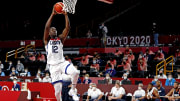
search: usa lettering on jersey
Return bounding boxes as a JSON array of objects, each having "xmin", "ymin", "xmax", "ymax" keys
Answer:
[{"xmin": 49, "ymin": 41, "xmax": 61, "ymax": 45}]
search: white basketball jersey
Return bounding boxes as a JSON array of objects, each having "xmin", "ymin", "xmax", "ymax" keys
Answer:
[
  {"xmin": 45, "ymin": 38, "xmax": 65, "ymax": 65},
  {"xmin": 147, "ymin": 87, "xmax": 157, "ymax": 96}
]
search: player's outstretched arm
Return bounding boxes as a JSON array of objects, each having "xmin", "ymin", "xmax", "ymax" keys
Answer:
[
  {"xmin": 43, "ymin": 7, "xmax": 57, "ymax": 45},
  {"xmin": 59, "ymin": 12, "xmax": 70, "ymax": 44}
]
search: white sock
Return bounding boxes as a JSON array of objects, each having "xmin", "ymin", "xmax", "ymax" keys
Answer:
[
  {"xmin": 71, "ymin": 84, "xmax": 76, "ymax": 90},
  {"xmin": 71, "ymin": 71, "xmax": 79, "ymax": 90}
]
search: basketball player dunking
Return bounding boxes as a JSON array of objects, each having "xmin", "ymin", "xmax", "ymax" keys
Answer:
[{"xmin": 43, "ymin": 7, "xmax": 79, "ymax": 101}]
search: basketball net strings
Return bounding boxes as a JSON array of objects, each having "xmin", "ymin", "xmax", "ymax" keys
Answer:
[{"xmin": 63, "ymin": 0, "xmax": 77, "ymax": 14}]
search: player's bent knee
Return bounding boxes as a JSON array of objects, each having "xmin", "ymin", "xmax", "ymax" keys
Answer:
[
  {"xmin": 68, "ymin": 66, "xmax": 80, "ymax": 76},
  {"xmin": 54, "ymin": 83, "xmax": 62, "ymax": 97},
  {"xmin": 72, "ymin": 69, "xmax": 80, "ymax": 76}
]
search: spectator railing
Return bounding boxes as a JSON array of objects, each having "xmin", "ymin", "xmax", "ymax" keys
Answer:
[
  {"xmin": 156, "ymin": 55, "xmax": 174, "ymax": 75},
  {"xmin": 6, "ymin": 45, "xmax": 35, "ymax": 62},
  {"xmin": 25, "ymin": 44, "xmax": 35, "ymax": 51},
  {"xmin": 15, "ymin": 47, "xmax": 25, "ymax": 59},
  {"xmin": 6, "ymin": 49, "xmax": 18, "ymax": 62},
  {"xmin": 164, "ymin": 55, "xmax": 174, "ymax": 74}
]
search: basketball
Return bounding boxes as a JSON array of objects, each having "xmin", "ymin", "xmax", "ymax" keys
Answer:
[{"xmin": 54, "ymin": 2, "xmax": 64, "ymax": 14}]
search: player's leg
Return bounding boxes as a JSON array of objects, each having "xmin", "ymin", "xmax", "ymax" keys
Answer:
[
  {"xmin": 63, "ymin": 62, "xmax": 80, "ymax": 100},
  {"xmin": 53, "ymin": 83, "xmax": 62, "ymax": 101},
  {"xmin": 64, "ymin": 63, "xmax": 79, "ymax": 90},
  {"xmin": 49, "ymin": 64, "xmax": 63, "ymax": 101}
]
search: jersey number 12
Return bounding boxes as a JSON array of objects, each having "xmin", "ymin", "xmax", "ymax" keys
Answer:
[{"xmin": 52, "ymin": 46, "xmax": 58, "ymax": 53}]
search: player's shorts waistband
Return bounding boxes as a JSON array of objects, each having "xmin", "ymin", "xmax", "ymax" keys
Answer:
[
  {"xmin": 52, "ymin": 80, "xmax": 63, "ymax": 85},
  {"xmin": 48, "ymin": 61, "xmax": 66, "ymax": 66}
]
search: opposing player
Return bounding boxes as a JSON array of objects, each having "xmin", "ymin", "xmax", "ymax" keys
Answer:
[{"xmin": 43, "ymin": 7, "xmax": 79, "ymax": 101}]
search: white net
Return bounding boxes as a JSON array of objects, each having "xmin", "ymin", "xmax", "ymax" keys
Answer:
[{"xmin": 63, "ymin": 0, "xmax": 77, "ymax": 14}]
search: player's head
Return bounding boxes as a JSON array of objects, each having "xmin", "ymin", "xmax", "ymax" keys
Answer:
[
  {"xmin": 147, "ymin": 83, "xmax": 153, "ymax": 90},
  {"xmin": 49, "ymin": 27, "xmax": 57, "ymax": 38},
  {"xmin": 174, "ymin": 82, "xmax": 179, "ymax": 89},
  {"xmin": 156, "ymin": 80, "xmax": 162, "ymax": 87}
]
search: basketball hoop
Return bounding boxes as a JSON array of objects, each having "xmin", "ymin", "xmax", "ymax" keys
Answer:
[{"xmin": 63, "ymin": 0, "xmax": 77, "ymax": 14}]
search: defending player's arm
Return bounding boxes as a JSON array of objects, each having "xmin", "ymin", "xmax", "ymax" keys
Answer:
[
  {"xmin": 59, "ymin": 12, "xmax": 70, "ymax": 44},
  {"xmin": 165, "ymin": 88, "xmax": 175, "ymax": 100},
  {"xmin": 152, "ymin": 89, "xmax": 160, "ymax": 99},
  {"xmin": 43, "ymin": 7, "xmax": 57, "ymax": 45},
  {"xmin": 165, "ymin": 88, "xmax": 173, "ymax": 97}
]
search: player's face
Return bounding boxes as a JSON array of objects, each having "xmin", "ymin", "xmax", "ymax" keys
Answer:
[
  {"xmin": 49, "ymin": 27, "xmax": 57, "ymax": 38},
  {"xmin": 156, "ymin": 81, "xmax": 160, "ymax": 87},
  {"xmin": 147, "ymin": 84, "xmax": 152, "ymax": 90},
  {"xmin": 174, "ymin": 83, "xmax": 178, "ymax": 89}
]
